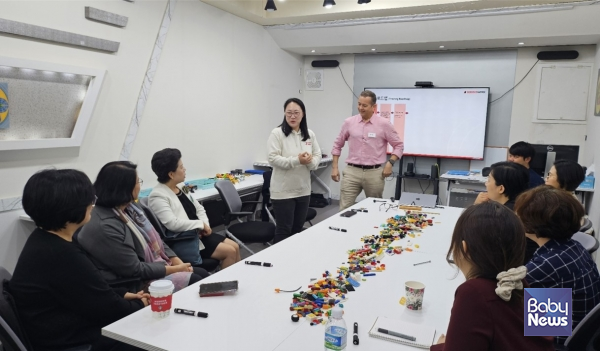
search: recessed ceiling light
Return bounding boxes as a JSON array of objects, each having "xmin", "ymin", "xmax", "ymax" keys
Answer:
[
  {"xmin": 518, "ymin": 42, "xmax": 525, "ymax": 45},
  {"xmin": 264, "ymin": 0, "xmax": 277, "ymax": 11},
  {"xmin": 439, "ymin": 45, "xmax": 445, "ymax": 49},
  {"xmin": 323, "ymin": 0, "xmax": 336, "ymax": 8},
  {"xmin": 371, "ymin": 48, "xmax": 376, "ymax": 51},
  {"xmin": 311, "ymin": 50, "xmax": 316, "ymax": 53}
]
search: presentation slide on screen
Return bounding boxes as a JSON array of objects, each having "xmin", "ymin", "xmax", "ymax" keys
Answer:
[{"xmin": 368, "ymin": 88, "xmax": 489, "ymax": 160}]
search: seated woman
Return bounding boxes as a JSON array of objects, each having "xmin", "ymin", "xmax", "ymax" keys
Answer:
[
  {"xmin": 78, "ymin": 161, "xmax": 208, "ymax": 293},
  {"xmin": 431, "ymin": 201, "xmax": 554, "ymax": 351},
  {"xmin": 474, "ymin": 161, "xmax": 536, "ymax": 263},
  {"xmin": 516, "ymin": 186, "xmax": 600, "ymax": 345},
  {"xmin": 10, "ymin": 169, "xmax": 146, "ymax": 351},
  {"xmin": 545, "ymin": 159, "xmax": 585, "ymax": 192},
  {"xmin": 431, "ymin": 202, "xmax": 554, "ymax": 351},
  {"xmin": 474, "ymin": 161, "xmax": 529, "ymax": 210},
  {"xmin": 149, "ymin": 148, "xmax": 240, "ymax": 269}
]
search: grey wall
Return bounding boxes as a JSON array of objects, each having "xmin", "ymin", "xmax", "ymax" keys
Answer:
[{"xmin": 353, "ymin": 50, "xmax": 518, "ymax": 197}]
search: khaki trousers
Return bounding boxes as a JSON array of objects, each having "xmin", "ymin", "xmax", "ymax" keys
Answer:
[{"xmin": 339, "ymin": 165, "xmax": 385, "ymax": 211}]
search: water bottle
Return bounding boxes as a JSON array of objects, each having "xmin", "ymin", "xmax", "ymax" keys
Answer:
[{"xmin": 325, "ymin": 306, "xmax": 347, "ymax": 350}]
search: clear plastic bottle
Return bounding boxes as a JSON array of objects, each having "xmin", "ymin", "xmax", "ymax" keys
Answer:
[{"xmin": 325, "ymin": 306, "xmax": 347, "ymax": 351}]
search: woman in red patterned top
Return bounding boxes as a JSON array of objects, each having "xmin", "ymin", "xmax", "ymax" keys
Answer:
[{"xmin": 431, "ymin": 202, "xmax": 554, "ymax": 351}]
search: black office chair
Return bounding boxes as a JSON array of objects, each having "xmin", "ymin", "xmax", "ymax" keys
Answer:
[
  {"xmin": 1, "ymin": 268, "xmax": 91, "ymax": 351},
  {"xmin": 572, "ymin": 232, "xmax": 600, "ymax": 254},
  {"xmin": 215, "ymin": 180, "xmax": 275, "ymax": 255},
  {"xmin": 555, "ymin": 301, "xmax": 600, "ymax": 350},
  {"xmin": 261, "ymin": 170, "xmax": 317, "ymax": 226},
  {"xmin": 137, "ymin": 201, "xmax": 220, "ymax": 272},
  {"xmin": 1, "ymin": 275, "xmax": 31, "ymax": 351},
  {"xmin": 581, "ymin": 217, "xmax": 594, "ymax": 235}
]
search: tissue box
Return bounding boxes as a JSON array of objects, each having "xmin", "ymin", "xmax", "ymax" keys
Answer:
[{"xmin": 579, "ymin": 176, "xmax": 595, "ymax": 190}]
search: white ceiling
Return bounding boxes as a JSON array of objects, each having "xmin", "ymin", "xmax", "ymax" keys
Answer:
[{"xmin": 199, "ymin": 0, "xmax": 595, "ymax": 26}]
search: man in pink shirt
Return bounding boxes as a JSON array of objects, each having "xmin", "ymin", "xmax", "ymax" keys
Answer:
[{"xmin": 331, "ymin": 90, "xmax": 404, "ymax": 210}]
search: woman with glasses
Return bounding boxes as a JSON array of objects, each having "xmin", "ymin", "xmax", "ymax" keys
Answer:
[
  {"xmin": 78, "ymin": 161, "xmax": 208, "ymax": 294},
  {"xmin": 10, "ymin": 169, "xmax": 147, "ymax": 351},
  {"xmin": 545, "ymin": 159, "xmax": 585, "ymax": 192},
  {"xmin": 268, "ymin": 98, "xmax": 322, "ymax": 244},
  {"xmin": 431, "ymin": 202, "xmax": 554, "ymax": 351}
]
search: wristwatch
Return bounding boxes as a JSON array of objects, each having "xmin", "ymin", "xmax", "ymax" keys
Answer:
[{"xmin": 388, "ymin": 158, "xmax": 396, "ymax": 166}]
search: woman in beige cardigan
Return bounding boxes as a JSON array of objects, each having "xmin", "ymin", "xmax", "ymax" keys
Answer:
[{"xmin": 149, "ymin": 148, "xmax": 241, "ymax": 269}]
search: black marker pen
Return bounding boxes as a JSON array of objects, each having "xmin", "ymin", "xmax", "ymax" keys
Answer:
[
  {"xmin": 353, "ymin": 322, "xmax": 359, "ymax": 345},
  {"xmin": 329, "ymin": 226, "xmax": 347, "ymax": 232}
]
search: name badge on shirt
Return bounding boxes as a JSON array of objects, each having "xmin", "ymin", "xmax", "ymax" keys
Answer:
[{"xmin": 368, "ymin": 132, "xmax": 376, "ymax": 138}]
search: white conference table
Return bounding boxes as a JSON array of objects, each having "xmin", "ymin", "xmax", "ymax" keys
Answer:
[{"xmin": 102, "ymin": 198, "xmax": 466, "ymax": 351}]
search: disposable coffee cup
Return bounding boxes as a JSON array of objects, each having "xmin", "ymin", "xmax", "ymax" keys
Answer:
[
  {"xmin": 149, "ymin": 280, "xmax": 174, "ymax": 319},
  {"xmin": 405, "ymin": 281, "xmax": 425, "ymax": 310}
]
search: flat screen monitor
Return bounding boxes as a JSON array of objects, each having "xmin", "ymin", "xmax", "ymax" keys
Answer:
[{"xmin": 530, "ymin": 144, "xmax": 579, "ymax": 177}]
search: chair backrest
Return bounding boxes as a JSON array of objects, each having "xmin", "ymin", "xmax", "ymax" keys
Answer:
[
  {"xmin": 0, "ymin": 279, "xmax": 29, "ymax": 351},
  {"xmin": 261, "ymin": 171, "xmax": 273, "ymax": 222},
  {"xmin": 0, "ymin": 267, "xmax": 11, "ymax": 282},
  {"xmin": 572, "ymin": 232, "xmax": 599, "ymax": 254},
  {"xmin": 214, "ymin": 180, "xmax": 243, "ymax": 213},
  {"xmin": 565, "ymin": 301, "xmax": 600, "ymax": 350},
  {"xmin": 137, "ymin": 202, "xmax": 168, "ymax": 239},
  {"xmin": 138, "ymin": 197, "xmax": 149, "ymax": 207}
]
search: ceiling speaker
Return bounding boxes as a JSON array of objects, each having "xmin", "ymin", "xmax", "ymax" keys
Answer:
[
  {"xmin": 537, "ymin": 50, "xmax": 579, "ymax": 61},
  {"xmin": 312, "ymin": 60, "xmax": 339, "ymax": 68}
]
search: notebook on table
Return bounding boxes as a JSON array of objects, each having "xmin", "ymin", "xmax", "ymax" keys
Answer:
[{"xmin": 368, "ymin": 316, "xmax": 437, "ymax": 349}]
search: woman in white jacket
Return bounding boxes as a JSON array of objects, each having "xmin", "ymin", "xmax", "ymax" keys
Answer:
[
  {"xmin": 268, "ymin": 98, "xmax": 321, "ymax": 244},
  {"xmin": 149, "ymin": 148, "xmax": 241, "ymax": 269}
]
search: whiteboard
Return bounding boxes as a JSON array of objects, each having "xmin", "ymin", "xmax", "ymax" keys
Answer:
[{"xmin": 368, "ymin": 88, "xmax": 489, "ymax": 160}]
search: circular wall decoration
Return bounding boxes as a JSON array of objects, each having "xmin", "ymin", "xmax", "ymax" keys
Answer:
[{"xmin": 0, "ymin": 87, "xmax": 8, "ymax": 124}]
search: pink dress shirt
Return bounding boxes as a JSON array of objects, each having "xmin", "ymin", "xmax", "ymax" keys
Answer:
[{"xmin": 331, "ymin": 114, "xmax": 404, "ymax": 166}]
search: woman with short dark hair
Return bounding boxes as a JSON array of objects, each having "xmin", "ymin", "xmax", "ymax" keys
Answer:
[
  {"xmin": 516, "ymin": 186, "xmax": 600, "ymax": 345},
  {"xmin": 268, "ymin": 98, "xmax": 322, "ymax": 243},
  {"xmin": 78, "ymin": 161, "xmax": 208, "ymax": 293},
  {"xmin": 149, "ymin": 149, "xmax": 241, "ymax": 269},
  {"xmin": 10, "ymin": 169, "xmax": 146, "ymax": 351},
  {"xmin": 474, "ymin": 161, "xmax": 537, "ymax": 263},
  {"xmin": 474, "ymin": 161, "xmax": 529, "ymax": 210},
  {"xmin": 431, "ymin": 202, "xmax": 554, "ymax": 351},
  {"xmin": 546, "ymin": 159, "xmax": 585, "ymax": 192}
]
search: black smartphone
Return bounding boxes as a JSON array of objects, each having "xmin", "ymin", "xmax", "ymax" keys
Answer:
[
  {"xmin": 199, "ymin": 280, "xmax": 239, "ymax": 297},
  {"xmin": 340, "ymin": 210, "xmax": 357, "ymax": 218}
]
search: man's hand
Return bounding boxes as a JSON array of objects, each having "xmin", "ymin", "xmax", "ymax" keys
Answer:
[
  {"xmin": 382, "ymin": 162, "xmax": 393, "ymax": 178},
  {"xmin": 331, "ymin": 168, "xmax": 340, "ymax": 182}
]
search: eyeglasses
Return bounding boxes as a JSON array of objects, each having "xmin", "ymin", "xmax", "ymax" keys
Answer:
[
  {"xmin": 285, "ymin": 111, "xmax": 302, "ymax": 117},
  {"xmin": 379, "ymin": 203, "xmax": 398, "ymax": 212},
  {"xmin": 138, "ymin": 178, "xmax": 144, "ymax": 185},
  {"xmin": 92, "ymin": 195, "xmax": 98, "ymax": 206}
]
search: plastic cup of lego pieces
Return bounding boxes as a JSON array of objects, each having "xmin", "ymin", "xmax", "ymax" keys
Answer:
[{"xmin": 404, "ymin": 281, "xmax": 425, "ymax": 310}]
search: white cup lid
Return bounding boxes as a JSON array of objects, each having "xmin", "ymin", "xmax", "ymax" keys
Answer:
[{"xmin": 149, "ymin": 280, "xmax": 174, "ymax": 290}]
